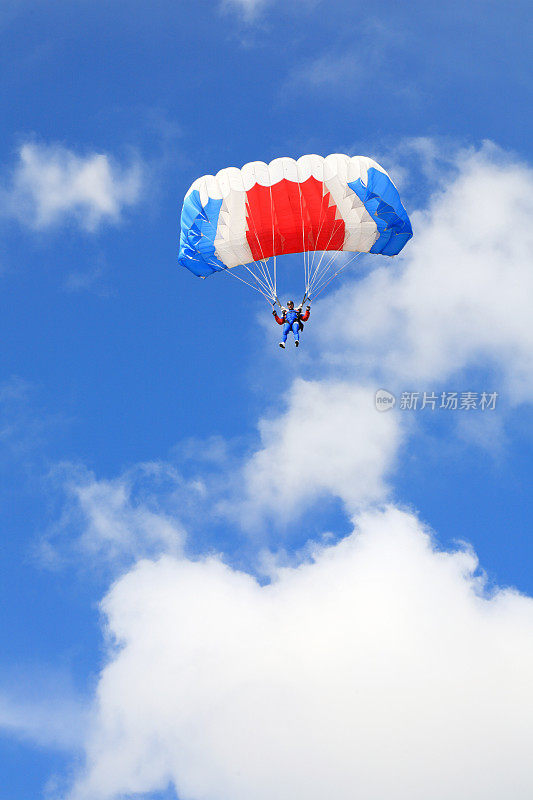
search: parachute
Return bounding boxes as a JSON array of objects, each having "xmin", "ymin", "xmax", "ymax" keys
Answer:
[{"xmin": 178, "ymin": 153, "xmax": 412, "ymax": 305}]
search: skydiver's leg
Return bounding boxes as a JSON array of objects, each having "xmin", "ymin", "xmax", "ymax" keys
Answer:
[
  {"xmin": 281, "ymin": 322, "xmax": 290, "ymax": 343},
  {"xmin": 291, "ymin": 321, "xmax": 300, "ymax": 341}
]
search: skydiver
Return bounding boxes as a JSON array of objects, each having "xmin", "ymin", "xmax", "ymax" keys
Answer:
[{"xmin": 272, "ymin": 300, "xmax": 310, "ymax": 348}]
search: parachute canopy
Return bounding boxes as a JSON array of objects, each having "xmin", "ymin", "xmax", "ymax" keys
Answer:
[{"xmin": 178, "ymin": 153, "xmax": 412, "ymax": 303}]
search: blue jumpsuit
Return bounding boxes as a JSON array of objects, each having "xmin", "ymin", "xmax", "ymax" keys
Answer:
[{"xmin": 282, "ymin": 309, "xmax": 300, "ymax": 343}]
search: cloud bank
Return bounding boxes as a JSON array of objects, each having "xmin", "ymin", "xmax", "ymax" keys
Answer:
[{"xmin": 70, "ymin": 507, "xmax": 533, "ymax": 800}]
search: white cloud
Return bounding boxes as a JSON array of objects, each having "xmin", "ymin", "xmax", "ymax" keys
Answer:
[
  {"xmin": 239, "ymin": 380, "xmax": 404, "ymax": 520},
  {"xmin": 1, "ymin": 142, "xmax": 143, "ymax": 230},
  {"xmin": 69, "ymin": 506, "xmax": 533, "ymax": 800},
  {"xmin": 309, "ymin": 143, "xmax": 533, "ymax": 402}
]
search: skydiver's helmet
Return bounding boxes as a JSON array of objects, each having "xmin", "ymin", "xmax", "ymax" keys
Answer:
[{"xmin": 287, "ymin": 300, "xmax": 294, "ymax": 309}]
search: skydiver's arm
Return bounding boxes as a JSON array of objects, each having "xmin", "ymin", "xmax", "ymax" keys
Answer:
[
  {"xmin": 272, "ymin": 311, "xmax": 285, "ymax": 325},
  {"xmin": 300, "ymin": 306, "xmax": 311, "ymax": 322}
]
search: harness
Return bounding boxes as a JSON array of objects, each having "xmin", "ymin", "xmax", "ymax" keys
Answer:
[{"xmin": 285, "ymin": 308, "xmax": 300, "ymax": 325}]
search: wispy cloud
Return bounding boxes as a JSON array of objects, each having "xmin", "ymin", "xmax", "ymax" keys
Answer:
[
  {"xmin": 284, "ymin": 52, "xmax": 361, "ymax": 93},
  {"xmin": 0, "ymin": 142, "xmax": 144, "ymax": 231},
  {"xmin": 222, "ymin": 0, "xmax": 267, "ymax": 18},
  {"xmin": 222, "ymin": 0, "xmax": 319, "ymax": 25},
  {"xmin": 0, "ymin": 667, "xmax": 88, "ymax": 752},
  {"xmin": 0, "ymin": 376, "xmax": 61, "ymax": 460},
  {"xmin": 43, "ymin": 463, "xmax": 192, "ymax": 570},
  {"xmin": 63, "ymin": 262, "xmax": 111, "ymax": 296},
  {"xmin": 282, "ymin": 21, "xmax": 414, "ymax": 99}
]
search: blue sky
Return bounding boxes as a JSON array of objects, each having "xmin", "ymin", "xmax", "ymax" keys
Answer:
[{"xmin": 1, "ymin": 2, "xmax": 532, "ymax": 799}]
